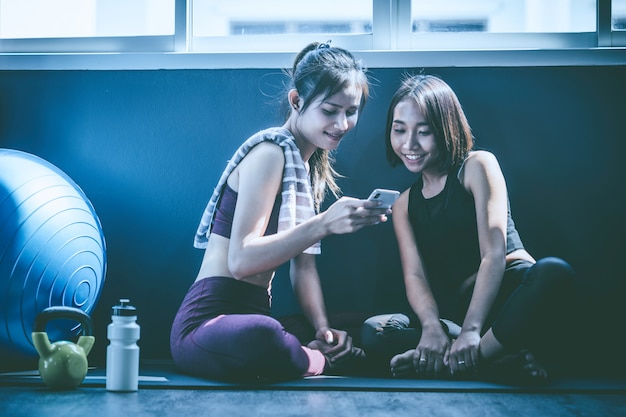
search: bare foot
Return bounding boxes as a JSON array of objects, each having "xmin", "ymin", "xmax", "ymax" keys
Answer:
[
  {"xmin": 390, "ymin": 349, "xmax": 416, "ymax": 377},
  {"xmin": 483, "ymin": 349, "xmax": 548, "ymax": 384},
  {"xmin": 307, "ymin": 340, "xmax": 367, "ymax": 375},
  {"xmin": 520, "ymin": 350, "xmax": 548, "ymax": 380}
]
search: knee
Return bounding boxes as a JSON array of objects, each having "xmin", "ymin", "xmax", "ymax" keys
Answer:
[
  {"xmin": 362, "ymin": 313, "xmax": 410, "ymax": 333},
  {"xmin": 537, "ymin": 256, "xmax": 574, "ymax": 273},
  {"xmin": 245, "ymin": 316, "xmax": 286, "ymax": 347},
  {"xmin": 535, "ymin": 257, "xmax": 575, "ymax": 285},
  {"xmin": 361, "ymin": 313, "xmax": 410, "ymax": 351},
  {"xmin": 526, "ymin": 257, "xmax": 577, "ymax": 301}
]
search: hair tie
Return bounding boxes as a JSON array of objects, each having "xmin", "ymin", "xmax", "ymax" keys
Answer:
[{"xmin": 317, "ymin": 40, "xmax": 332, "ymax": 49}]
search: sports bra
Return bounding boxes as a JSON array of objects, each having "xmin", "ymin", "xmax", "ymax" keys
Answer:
[{"xmin": 211, "ymin": 184, "xmax": 281, "ymax": 238}]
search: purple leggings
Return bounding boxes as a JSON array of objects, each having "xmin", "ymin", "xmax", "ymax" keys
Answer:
[{"xmin": 170, "ymin": 277, "xmax": 312, "ymax": 382}]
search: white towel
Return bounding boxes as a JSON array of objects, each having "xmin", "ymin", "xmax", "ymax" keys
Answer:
[{"xmin": 194, "ymin": 127, "xmax": 321, "ymax": 254}]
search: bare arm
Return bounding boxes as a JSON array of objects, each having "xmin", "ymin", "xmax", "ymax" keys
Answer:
[
  {"xmin": 450, "ymin": 151, "xmax": 508, "ymax": 373},
  {"xmin": 227, "ymin": 142, "xmax": 386, "ymax": 279},
  {"xmin": 290, "ymin": 253, "xmax": 329, "ymax": 332},
  {"xmin": 290, "ymin": 252, "xmax": 355, "ymax": 363},
  {"xmin": 393, "ymin": 190, "xmax": 450, "ymax": 375}
]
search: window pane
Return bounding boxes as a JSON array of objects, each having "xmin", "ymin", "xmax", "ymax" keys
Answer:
[
  {"xmin": 614, "ymin": 0, "xmax": 626, "ymax": 30},
  {"xmin": 0, "ymin": 0, "xmax": 174, "ymax": 39},
  {"xmin": 192, "ymin": 0, "xmax": 372, "ymax": 37},
  {"xmin": 411, "ymin": 0, "xmax": 596, "ymax": 33}
]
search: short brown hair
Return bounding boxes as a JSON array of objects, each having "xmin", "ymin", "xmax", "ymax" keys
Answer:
[{"xmin": 385, "ymin": 74, "xmax": 473, "ymax": 172}]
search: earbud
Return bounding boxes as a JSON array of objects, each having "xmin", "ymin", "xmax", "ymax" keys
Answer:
[{"xmin": 289, "ymin": 91, "xmax": 301, "ymax": 112}]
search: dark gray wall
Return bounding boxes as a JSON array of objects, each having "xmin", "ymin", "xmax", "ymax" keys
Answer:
[{"xmin": 1, "ymin": 65, "xmax": 625, "ymax": 375}]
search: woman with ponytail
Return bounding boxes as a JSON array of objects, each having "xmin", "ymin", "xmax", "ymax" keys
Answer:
[{"xmin": 170, "ymin": 42, "xmax": 385, "ymax": 382}]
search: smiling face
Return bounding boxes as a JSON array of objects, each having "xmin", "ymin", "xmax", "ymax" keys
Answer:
[
  {"xmin": 390, "ymin": 97, "xmax": 441, "ymax": 174},
  {"xmin": 291, "ymin": 86, "xmax": 362, "ymax": 154},
  {"xmin": 385, "ymin": 75, "xmax": 474, "ymax": 173}
]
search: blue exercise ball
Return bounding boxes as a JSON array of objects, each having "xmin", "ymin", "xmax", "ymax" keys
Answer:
[{"xmin": 0, "ymin": 149, "xmax": 106, "ymax": 360}]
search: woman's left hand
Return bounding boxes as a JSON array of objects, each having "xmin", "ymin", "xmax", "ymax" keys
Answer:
[{"xmin": 448, "ymin": 330, "xmax": 481, "ymax": 374}]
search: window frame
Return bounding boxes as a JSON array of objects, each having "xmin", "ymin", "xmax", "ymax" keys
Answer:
[
  {"xmin": 0, "ymin": 0, "xmax": 624, "ymax": 70},
  {"xmin": 601, "ymin": 0, "xmax": 626, "ymax": 45}
]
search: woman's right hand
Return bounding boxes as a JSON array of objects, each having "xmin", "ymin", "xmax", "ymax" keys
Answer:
[
  {"xmin": 413, "ymin": 324, "xmax": 451, "ymax": 377},
  {"xmin": 322, "ymin": 197, "xmax": 390, "ymax": 235}
]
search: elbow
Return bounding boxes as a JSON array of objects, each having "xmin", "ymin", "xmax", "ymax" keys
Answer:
[
  {"xmin": 484, "ymin": 249, "xmax": 506, "ymax": 269},
  {"xmin": 227, "ymin": 251, "xmax": 272, "ymax": 280},
  {"xmin": 227, "ymin": 255, "xmax": 250, "ymax": 280}
]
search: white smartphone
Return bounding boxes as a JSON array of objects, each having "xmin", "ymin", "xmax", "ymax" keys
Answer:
[{"xmin": 367, "ymin": 188, "xmax": 400, "ymax": 209}]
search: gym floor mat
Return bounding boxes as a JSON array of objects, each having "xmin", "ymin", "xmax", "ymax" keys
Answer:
[{"xmin": 1, "ymin": 363, "xmax": 625, "ymax": 393}]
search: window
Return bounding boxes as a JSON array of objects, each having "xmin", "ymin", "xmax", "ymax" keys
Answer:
[
  {"xmin": 402, "ymin": 0, "xmax": 598, "ymax": 50},
  {"xmin": 614, "ymin": 0, "xmax": 626, "ymax": 29},
  {"xmin": 189, "ymin": 0, "xmax": 373, "ymax": 52},
  {"xmin": 0, "ymin": 0, "xmax": 624, "ymax": 55},
  {"xmin": 0, "ymin": 0, "xmax": 175, "ymax": 52},
  {"xmin": 192, "ymin": 1, "xmax": 371, "ymax": 36},
  {"xmin": 410, "ymin": 0, "xmax": 595, "ymax": 33},
  {"xmin": 0, "ymin": 0, "xmax": 174, "ymax": 38}
]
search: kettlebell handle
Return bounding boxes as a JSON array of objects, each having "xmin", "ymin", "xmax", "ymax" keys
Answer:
[{"xmin": 33, "ymin": 306, "xmax": 93, "ymax": 336}]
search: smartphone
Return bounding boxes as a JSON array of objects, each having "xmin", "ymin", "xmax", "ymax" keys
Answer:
[{"xmin": 367, "ymin": 188, "xmax": 400, "ymax": 209}]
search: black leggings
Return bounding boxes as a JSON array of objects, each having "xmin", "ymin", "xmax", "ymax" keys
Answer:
[{"xmin": 361, "ymin": 257, "xmax": 575, "ymax": 368}]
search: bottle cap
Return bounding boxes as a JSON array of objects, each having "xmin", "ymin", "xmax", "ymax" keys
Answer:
[{"xmin": 112, "ymin": 298, "xmax": 137, "ymax": 316}]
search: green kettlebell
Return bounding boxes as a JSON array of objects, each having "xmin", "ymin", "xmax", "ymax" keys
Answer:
[{"xmin": 31, "ymin": 306, "xmax": 95, "ymax": 390}]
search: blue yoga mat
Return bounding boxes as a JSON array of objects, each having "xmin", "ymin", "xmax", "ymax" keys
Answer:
[{"xmin": 1, "ymin": 363, "xmax": 625, "ymax": 393}]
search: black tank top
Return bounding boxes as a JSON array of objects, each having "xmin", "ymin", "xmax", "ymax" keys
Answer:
[{"xmin": 407, "ymin": 166, "xmax": 524, "ymax": 316}]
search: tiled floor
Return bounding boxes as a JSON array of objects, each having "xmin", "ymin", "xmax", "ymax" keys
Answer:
[{"xmin": 2, "ymin": 386, "xmax": 626, "ymax": 417}]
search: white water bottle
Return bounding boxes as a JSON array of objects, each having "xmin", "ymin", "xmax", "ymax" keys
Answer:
[{"xmin": 106, "ymin": 299, "xmax": 140, "ymax": 392}]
